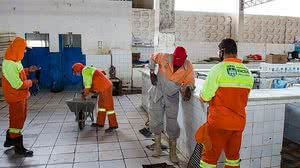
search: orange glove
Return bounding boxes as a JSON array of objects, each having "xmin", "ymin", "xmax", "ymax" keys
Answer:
[
  {"xmin": 82, "ymin": 88, "xmax": 90, "ymax": 99},
  {"xmin": 20, "ymin": 80, "xmax": 33, "ymax": 89}
]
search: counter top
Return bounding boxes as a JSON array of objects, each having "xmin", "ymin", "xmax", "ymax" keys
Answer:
[
  {"xmin": 140, "ymin": 68, "xmax": 300, "ymax": 103},
  {"xmin": 194, "ymin": 78, "xmax": 300, "ymax": 101}
]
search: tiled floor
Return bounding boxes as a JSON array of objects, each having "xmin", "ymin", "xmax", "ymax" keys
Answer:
[{"xmin": 0, "ymin": 92, "xmax": 187, "ymax": 168}]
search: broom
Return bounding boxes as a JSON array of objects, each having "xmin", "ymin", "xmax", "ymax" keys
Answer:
[
  {"xmin": 187, "ymin": 106, "xmax": 209, "ymax": 168},
  {"xmin": 187, "ymin": 143, "xmax": 203, "ymax": 168}
]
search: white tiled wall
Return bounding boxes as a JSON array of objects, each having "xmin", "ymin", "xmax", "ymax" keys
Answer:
[
  {"xmin": 132, "ymin": 47, "xmax": 154, "ymax": 61},
  {"xmin": 175, "ymin": 41, "xmax": 219, "ymax": 62},
  {"xmin": 177, "ymin": 101, "xmax": 285, "ymax": 168},
  {"xmin": 177, "ymin": 41, "xmax": 295, "ymax": 63},
  {"xmin": 141, "ymin": 70, "xmax": 300, "ymax": 168},
  {"xmin": 175, "ymin": 11, "xmax": 232, "ymax": 42},
  {"xmin": 0, "ymin": 1, "xmax": 132, "ymax": 54},
  {"xmin": 285, "ymin": 17, "xmax": 300, "ymax": 44},
  {"xmin": 242, "ymin": 104, "xmax": 285, "ymax": 168},
  {"xmin": 243, "ymin": 15, "xmax": 286, "ymax": 44},
  {"xmin": 132, "ymin": 9, "xmax": 155, "ymax": 45},
  {"xmin": 111, "ymin": 49, "xmax": 132, "ymax": 86},
  {"xmin": 132, "ymin": 67, "xmax": 144, "ymax": 88},
  {"xmin": 85, "ymin": 55, "xmax": 111, "ymax": 74}
]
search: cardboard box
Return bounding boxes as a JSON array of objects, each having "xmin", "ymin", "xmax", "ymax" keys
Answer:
[{"xmin": 265, "ymin": 54, "xmax": 288, "ymax": 64}]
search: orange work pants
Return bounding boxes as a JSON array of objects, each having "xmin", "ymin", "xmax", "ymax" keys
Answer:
[
  {"xmin": 97, "ymin": 86, "xmax": 118, "ymax": 128},
  {"xmin": 8, "ymin": 99, "xmax": 27, "ymax": 138},
  {"xmin": 201, "ymin": 125, "xmax": 242, "ymax": 168}
]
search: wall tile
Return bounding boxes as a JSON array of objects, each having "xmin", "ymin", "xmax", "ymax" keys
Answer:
[
  {"xmin": 240, "ymin": 159, "xmax": 250, "ymax": 168},
  {"xmin": 262, "ymin": 145, "xmax": 272, "ymax": 157},
  {"xmin": 252, "ymin": 134, "xmax": 263, "ymax": 146},
  {"xmin": 272, "ymin": 144, "xmax": 282, "ymax": 156},
  {"xmin": 273, "ymin": 133, "xmax": 283, "ymax": 144},
  {"xmin": 271, "ymin": 155, "xmax": 281, "ymax": 167},
  {"xmin": 242, "ymin": 134, "xmax": 252, "ymax": 148},
  {"xmin": 250, "ymin": 158, "xmax": 261, "ymax": 168},
  {"xmin": 251, "ymin": 146, "xmax": 262, "ymax": 158},
  {"xmin": 254, "ymin": 110, "xmax": 264, "ymax": 122},
  {"xmin": 263, "ymin": 133, "xmax": 273, "ymax": 145},
  {"xmin": 253, "ymin": 122, "xmax": 264, "ymax": 134},
  {"xmin": 261, "ymin": 157, "xmax": 271, "ymax": 168},
  {"xmin": 263, "ymin": 121, "xmax": 274, "ymax": 133},
  {"xmin": 240, "ymin": 147, "xmax": 251, "ymax": 160},
  {"xmin": 246, "ymin": 111, "xmax": 254, "ymax": 123}
]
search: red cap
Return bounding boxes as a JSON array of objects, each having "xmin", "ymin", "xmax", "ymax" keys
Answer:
[
  {"xmin": 72, "ymin": 63, "xmax": 85, "ymax": 73},
  {"xmin": 173, "ymin": 47, "xmax": 187, "ymax": 66}
]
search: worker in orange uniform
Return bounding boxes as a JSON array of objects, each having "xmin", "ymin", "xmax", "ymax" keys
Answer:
[
  {"xmin": 195, "ymin": 38, "xmax": 254, "ymax": 168},
  {"xmin": 148, "ymin": 47, "xmax": 195, "ymax": 163},
  {"xmin": 72, "ymin": 63, "xmax": 118, "ymax": 133},
  {"xmin": 2, "ymin": 37, "xmax": 38, "ymax": 157}
]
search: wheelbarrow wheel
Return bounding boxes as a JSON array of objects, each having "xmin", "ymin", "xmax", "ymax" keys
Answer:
[
  {"xmin": 79, "ymin": 120, "xmax": 85, "ymax": 130},
  {"xmin": 78, "ymin": 111, "xmax": 85, "ymax": 130}
]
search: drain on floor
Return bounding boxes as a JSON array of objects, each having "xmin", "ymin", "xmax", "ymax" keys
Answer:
[{"xmin": 142, "ymin": 163, "xmax": 175, "ymax": 168}]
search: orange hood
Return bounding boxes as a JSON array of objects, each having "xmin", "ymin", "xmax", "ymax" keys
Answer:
[{"xmin": 5, "ymin": 37, "xmax": 27, "ymax": 61}]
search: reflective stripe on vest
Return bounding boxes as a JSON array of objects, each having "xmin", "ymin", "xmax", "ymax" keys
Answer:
[
  {"xmin": 225, "ymin": 159, "xmax": 241, "ymax": 167},
  {"xmin": 201, "ymin": 61, "xmax": 254, "ymax": 101},
  {"xmin": 98, "ymin": 108, "xmax": 106, "ymax": 112},
  {"xmin": 9, "ymin": 128, "xmax": 22, "ymax": 134},
  {"xmin": 200, "ymin": 160, "xmax": 216, "ymax": 168},
  {"xmin": 82, "ymin": 67, "xmax": 96, "ymax": 89},
  {"xmin": 219, "ymin": 82, "xmax": 253, "ymax": 89},
  {"xmin": 107, "ymin": 110, "xmax": 115, "ymax": 115},
  {"xmin": 2, "ymin": 60, "xmax": 24, "ymax": 89}
]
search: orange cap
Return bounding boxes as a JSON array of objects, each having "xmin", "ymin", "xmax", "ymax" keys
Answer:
[
  {"xmin": 173, "ymin": 46, "xmax": 187, "ymax": 66},
  {"xmin": 72, "ymin": 63, "xmax": 85, "ymax": 73}
]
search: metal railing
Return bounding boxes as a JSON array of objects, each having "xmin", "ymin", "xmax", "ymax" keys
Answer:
[{"xmin": 244, "ymin": 0, "xmax": 276, "ymax": 8}]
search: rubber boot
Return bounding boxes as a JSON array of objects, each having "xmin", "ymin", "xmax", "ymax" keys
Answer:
[
  {"xmin": 169, "ymin": 139, "xmax": 179, "ymax": 163},
  {"xmin": 104, "ymin": 127, "xmax": 117, "ymax": 133},
  {"xmin": 91, "ymin": 123, "xmax": 104, "ymax": 127},
  {"xmin": 14, "ymin": 135, "xmax": 33, "ymax": 157},
  {"xmin": 4, "ymin": 130, "xmax": 14, "ymax": 147},
  {"xmin": 152, "ymin": 134, "xmax": 161, "ymax": 157}
]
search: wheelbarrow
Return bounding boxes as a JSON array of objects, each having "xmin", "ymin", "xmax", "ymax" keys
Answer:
[{"xmin": 66, "ymin": 95, "xmax": 97, "ymax": 130}]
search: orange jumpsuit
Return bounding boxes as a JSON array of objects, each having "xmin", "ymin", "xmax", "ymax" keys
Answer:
[
  {"xmin": 148, "ymin": 53, "xmax": 195, "ymax": 138},
  {"xmin": 82, "ymin": 67, "xmax": 118, "ymax": 128},
  {"xmin": 195, "ymin": 58, "xmax": 254, "ymax": 168},
  {"xmin": 2, "ymin": 37, "xmax": 32, "ymax": 138}
]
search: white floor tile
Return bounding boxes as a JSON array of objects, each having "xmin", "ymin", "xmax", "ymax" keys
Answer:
[
  {"xmin": 21, "ymin": 155, "xmax": 50, "ymax": 166},
  {"xmin": 48, "ymin": 153, "xmax": 75, "ymax": 164},
  {"xmin": 46, "ymin": 163, "xmax": 73, "ymax": 168},
  {"xmin": 98, "ymin": 142, "xmax": 120, "ymax": 151},
  {"xmin": 125, "ymin": 158, "xmax": 150, "ymax": 168},
  {"xmin": 122, "ymin": 149, "xmax": 146, "ymax": 159},
  {"xmin": 120, "ymin": 141, "xmax": 143, "ymax": 150},
  {"xmin": 75, "ymin": 152, "xmax": 98, "ymax": 162},
  {"xmin": 52, "ymin": 145, "xmax": 76, "ymax": 155},
  {"xmin": 99, "ymin": 150, "xmax": 123, "ymax": 161},
  {"xmin": 74, "ymin": 161, "xmax": 100, "ymax": 168},
  {"xmin": 100, "ymin": 160, "xmax": 125, "ymax": 168},
  {"xmin": 76, "ymin": 144, "xmax": 98, "ymax": 153}
]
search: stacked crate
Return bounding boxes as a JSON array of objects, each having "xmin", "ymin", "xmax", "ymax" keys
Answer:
[{"xmin": 0, "ymin": 33, "xmax": 16, "ymax": 100}]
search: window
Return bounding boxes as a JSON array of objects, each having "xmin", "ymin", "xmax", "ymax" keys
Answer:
[{"xmin": 25, "ymin": 32, "xmax": 49, "ymax": 48}]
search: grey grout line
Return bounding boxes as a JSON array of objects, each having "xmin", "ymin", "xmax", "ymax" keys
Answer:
[
  {"xmin": 1, "ymin": 94, "xmax": 147, "ymax": 168},
  {"xmin": 19, "ymin": 95, "xmax": 54, "ymax": 168},
  {"xmin": 45, "ymin": 110, "xmax": 69, "ymax": 167}
]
